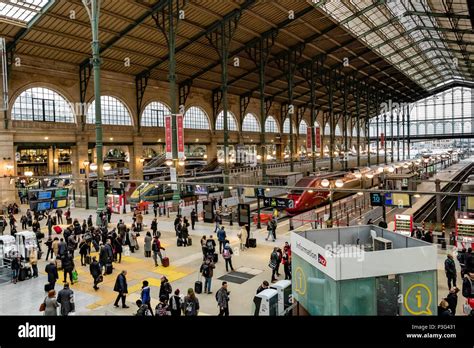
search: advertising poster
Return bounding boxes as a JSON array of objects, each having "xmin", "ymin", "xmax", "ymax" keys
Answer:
[{"xmin": 165, "ymin": 115, "xmax": 172, "ymax": 159}]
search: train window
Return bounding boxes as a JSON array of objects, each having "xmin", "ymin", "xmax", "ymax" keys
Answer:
[{"xmin": 289, "ymin": 189, "xmax": 304, "ymax": 195}]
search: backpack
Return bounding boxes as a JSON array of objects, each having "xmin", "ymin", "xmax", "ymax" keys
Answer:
[
  {"xmin": 206, "ymin": 240, "xmax": 214, "ymax": 250},
  {"xmin": 156, "ymin": 303, "xmax": 169, "ymax": 316},
  {"xmin": 202, "ymin": 264, "xmax": 210, "ymax": 278},
  {"xmin": 184, "ymin": 299, "xmax": 195, "ymax": 315},
  {"xmin": 223, "ymin": 248, "xmax": 231, "ymax": 259}
]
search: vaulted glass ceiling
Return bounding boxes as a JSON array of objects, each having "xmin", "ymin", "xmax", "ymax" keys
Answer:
[{"xmin": 317, "ymin": 0, "xmax": 473, "ymax": 92}]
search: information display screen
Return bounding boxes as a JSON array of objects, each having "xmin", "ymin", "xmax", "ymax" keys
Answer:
[
  {"xmin": 467, "ymin": 197, "xmax": 474, "ymax": 212},
  {"xmin": 194, "ymin": 186, "xmax": 208, "ymax": 195},
  {"xmin": 370, "ymin": 193, "xmax": 384, "ymax": 206},
  {"xmin": 384, "ymin": 193, "xmax": 411, "ymax": 208},
  {"xmin": 37, "ymin": 191, "xmax": 53, "ymax": 200},
  {"xmin": 53, "ymin": 199, "xmax": 68, "ymax": 209},
  {"xmin": 37, "ymin": 201, "xmax": 52, "ymax": 211},
  {"xmin": 55, "ymin": 188, "xmax": 68, "ymax": 198}
]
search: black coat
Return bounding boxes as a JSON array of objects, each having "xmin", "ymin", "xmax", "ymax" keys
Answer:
[
  {"xmin": 462, "ymin": 277, "xmax": 473, "ymax": 298},
  {"xmin": 114, "ymin": 273, "xmax": 128, "ymax": 293},
  {"xmin": 445, "ymin": 293, "xmax": 458, "ymax": 315},
  {"xmin": 62, "ymin": 257, "xmax": 74, "ymax": 272},
  {"xmin": 45, "ymin": 263, "xmax": 59, "ymax": 283},
  {"xmin": 89, "ymin": 261, "xmax": 101, "ymax": 278}
]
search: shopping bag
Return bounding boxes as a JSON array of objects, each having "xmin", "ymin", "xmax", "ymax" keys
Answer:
[
  {"xmin": 72, "ymin": 270, "xmax": 78, "ymax": 282},
  {"xmin": 123, "ymin": 245, "xmax": 131, "ymax": 256}
]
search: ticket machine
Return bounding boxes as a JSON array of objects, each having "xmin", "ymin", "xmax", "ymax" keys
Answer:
[
  {"xmin": 253, "ymin": 289, "xmax": 278, "ymax": 316},
  {"xmin": 270, "ymin": 280, "xmax": 292, "ymax": 315},
  {"xmin": 15, "ymin": 231, "xmax": 38, "ymax": 260}
]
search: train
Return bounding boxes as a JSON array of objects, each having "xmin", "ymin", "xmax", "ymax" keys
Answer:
[
  {"xmin": 286, "ymin": 167, "xmax": 379, "ymax": 215},
  {"xmin": 128, "ymin": 171, "xmax": 224, "ymax": 206}
]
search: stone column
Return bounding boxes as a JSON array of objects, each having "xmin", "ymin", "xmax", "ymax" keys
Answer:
[
  {"xmin": 0, "ymin": 132, "xmax": 18, "ymax": 204},
  {"xmin": 131, "ymin": 135, "xmax": 143, "ymax": 181}
]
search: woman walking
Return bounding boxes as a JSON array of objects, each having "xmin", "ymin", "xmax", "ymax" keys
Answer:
[
  {"xmin": 43, "ymin": 290, "xmax": 59, "ymax": 316},
  {"xmin": 144, "ymin": 232, "xmax": 152, "ymax": 258}
]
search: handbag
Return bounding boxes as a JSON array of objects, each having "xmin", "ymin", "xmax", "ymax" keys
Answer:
[
  {"xmin": 72, "ymin": 269, "xmax": 78, "ymax": 282},
  {"xmin": 268, "ymin": 261, "xmax": 276, "ymax": 270},
  {"xmin": 96, "ymin": 275, "xmax": 104, "ymax": 284},
  {"xmin": 39, "ymin": 299, "xmax": 46, "ymax": 312}
]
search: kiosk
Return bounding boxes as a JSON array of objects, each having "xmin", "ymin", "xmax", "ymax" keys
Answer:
[
  {"xmin": 253, "ymin": 288, "xmax": 278, "ymax": 316},
  {"xmin": 15, "ymin": 231, "xmax": 38, "ymax": 260},
  {"xmin": 0, "ymin": 235, "xmax": 17, "ymax": 259},
  {"xmin": 291, "ymin": 226, "xmax": 437, "ymax": 316},
  {"xmin": 270, "ymin": 280, "xmax": 292, "ymax": 315}
]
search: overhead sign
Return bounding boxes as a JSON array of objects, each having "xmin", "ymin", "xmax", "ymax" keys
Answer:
[
  {"xmin": 385, "ymin": 193, "xmax": 412, "ymax": 208},
  {"xmin": 176, "ymin": 114, "xmax": 185, "ymax": 159},
  {"xmin": 370, "ymin": 192, "xmax": 384, "ymax": 206},
  {"xmin": 255, "ymin": 187, "xmax": 265, "ymax": 198},
  {"xmin": 315, "ymin": 127, "xmax": 321, "ymax": 148},
  {"xmin": 194, "ymin": 186, "xmax": 208, "ymax": 195},
  {"xmin": 263, "ymin": 197, "xmax": 294, "ymax": 209},
  {"xmin": 165, "ymin": 115, "xmax": 172, "ymax": 159},
  {"xmin": 306, "ymin": 128, "xmax": 312, "ymax": 151}
]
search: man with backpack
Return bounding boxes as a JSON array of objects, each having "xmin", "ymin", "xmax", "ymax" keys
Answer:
[
  {"xmin": 217, "ymin": 226, "xmax": 227, "ymax": 254},
  {"xmin": 222, "ymin": 243, "xmax": 234, "ymax": 272},
  {"xmin": 200, "ymin": 256, "xmax": 216, "ymax": 294},
  {"xmin": 169, "ymin": 289, "xmax": 183, "ymax": 316},
  {"xmin": 216, "ymin": 281, "xmax": 230, "ymax": 316},
  {"xmin": 206, "ymin": 235, "xmax": 216, "ymax": 259}
]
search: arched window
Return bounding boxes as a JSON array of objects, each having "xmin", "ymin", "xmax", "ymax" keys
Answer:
[
  {"xmin": 410, "ymin": 123, "xmax": 417, "ymax": 136},
  {"xmin": 283, "ymin": 118, "xmax": 296, "ymax": 134},
  {"xmin": 464, "ymin": 122, "xmax": 472, "ymax": 134},
  {"xmin": 242, "ymin": 113, "xmax": 259, "ymax": 132},
  {"xmin": 324, "ymin": 123, "xmax": 331, "ymax": 135},
  {"xmin": 11, "ymin": 87, "xmax": 75, "ymax": 123},
  {"xmin": 334, "ymin": 125, "xmax": 342, "ymax": 136},
  {"xmin": 445, "ymin": 122, "xmax": 452, "ymax": 134},
  {"xmin": 418, "ymin": 123, "xmax": 425, "ymax": 134},
  {"xmin": 141, "ymin": 101, "xmax": 170, "ymax": 127},
  {"xmin": 265, "ymin": 116, "xmax": 278, "ymax": 133},
  {"xmin": 426, "ymin": 123, "xmax": 434, "ymax": 134},
  {"xmin": 299, "ymin": 120, "xmax": 308, "ymax": 135},
  {"xmin": 184, "ymin": 106, "xmax": 210, "ymax": 129},
  {"xmin": 216, "ymin": 111, "xmax": 238, "ymax": 131},
  {"xmin": 436, "ymin": 123, "xmax": 444, "ymax": 134},
  {"xmin": 352, "ymin": 127, "xmax": 358, "ymax": 137},
  {"xmin": 87, "ymin": 96, "xmax": 132, "ymax": 125}
]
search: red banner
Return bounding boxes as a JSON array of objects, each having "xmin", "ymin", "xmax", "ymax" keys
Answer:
[
  {"xmin": 165, "ymin": 115, "xmax": 172, "ymax": 159},
  {"xmin": 306, "ymin": 128, "xmax": 312, "ymax": 150},
  {"xmin": 315, "ymin": 127, "xmax": 321, "ymax": 148},
  {"xmin": 380, "ymin": 133, "xmax": 385, "ymax": 147},
  {"xmin": 177, "ymin": 114, "xmax": 184, "ymax": 159}
]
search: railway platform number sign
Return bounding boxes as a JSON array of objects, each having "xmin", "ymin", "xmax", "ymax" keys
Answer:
[
  {"xmin": 370, "ymin": 193, "xmax": 384, "ymax": 206},
  {"xmin": 263, "ymin": 197, "xmax": 294, "ymax": 209}
]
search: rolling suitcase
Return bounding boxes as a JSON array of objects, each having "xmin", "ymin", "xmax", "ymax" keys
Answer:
[
  {"xmin": 195, "ymin": 276, "xmax": 203, "ymax": 294},
  {"xmin": 53, "ymin": 226, "xmax": 62, "ymax": 234},
  {"xmin": 105, "ymin": 263, "xmax": 113, "ymax": 274},
  {"xmin": 213, "ymin": 253, "xmax": 218, "ymax": 263},
  {"xmin": 66, "ymin": 218, "xmax": 72, "ymax": 225},
  {"xmin": 162, "ymin": 252, "xmax": 169, "ymax": 267},
  {"xmin": 85, "ymin": 255, "xmax": 92, "ymax": 265},
  {"xmin": 177, "ymin": 238, "xmax": 183, "ymax": 247},
  {"xmin": 248, "ymin": 238, "xmax": 257, "ymax": 248},
  {"xmin": 187, "ymin": 237, "xmax": 192, "ymax": 246}
]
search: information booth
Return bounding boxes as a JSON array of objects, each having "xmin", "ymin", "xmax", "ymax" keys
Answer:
[{"xmin": 291, "ymin": 226, "xmax": 437, "ymax": 316}]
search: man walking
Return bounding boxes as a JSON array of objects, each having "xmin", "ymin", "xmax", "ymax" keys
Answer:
[
  {"xmin": 113, "ymin": 270, "xmax": 129, "ymax": 308},
  {"xmin": 45, "ymin": 261, "xmax": 59, "ymax": 290},
  {"xmin": 216, "ymin": 281, "xmax": 230, "ymax": 316},
  {"xmin": 191, "ymin": 209, "xmax": 197, "ymax": 230},
  {"xmin": 56, "ymin": 208, "xmax": 63, "ymax": 225},
  {"xmin": 217, "ymin": 226, "xmax": 226, "ymax": 254},
  {"xmin": 152, "ymin": 236, "xmax": 165, "ymax": 267},
  {"xmin": 444, "ymin": 254, "xmax": 457, "ymax": 290}
]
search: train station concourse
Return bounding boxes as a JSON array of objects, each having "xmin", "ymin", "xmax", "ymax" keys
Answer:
[{"xmin": 0, "ymin": 0, "xmax": 473, "ymax": 345}]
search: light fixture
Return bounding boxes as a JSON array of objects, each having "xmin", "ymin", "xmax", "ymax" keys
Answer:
[
  {"xmin": 139, "ymin": 158, "xmax": 145, "ymax": 163},
  {"xmin": 203, "ymin": 154, "xmax": 208, "ymax": 159},
  {"xmin": 321, "ymin": 179, "xmax": 330, "ymax": 187},
  {"xmin": 89, "ymin": 163, "xmax": 98, "ymax": 171},
  {"xmin": 44, "ymin": 137, "xmax": 49, "ymax": 140},
  {"xmin": 158, "ymin": 139, "xmax": 162, "ymax": 142},
  {"xmin": 109, "ymin": 137, "xmax": 114, "ymax": 141},
  {"xmin": 334, "ymin": 151, "xmax": 339, "ymax": 156},
  {"xmin": 24, "ymin": 171, "xmax": 33, "ymax": 177},
  {"xmin": 388, "ymin": 166, "xmax": 395, "ymax": 173},
  {"xmin": 357, "ymin": 192, "xmax": 364, "ymax": 196},
  {"xmin": 165, "ymin": 160, "xmax": 173, "ymax": 166},
  {"xmin": 265, "ymin": 188, "xmax": 270, "ymax": 192},
  {"xmin": 266, "ymin": 155, "xmax": 273, "ymax": 160},
  {"xmin": 5, "ymin": 164, "xmax": 13, "ymax": 170},
  {"xmin": 103, "ymin": 163, "xmax": 112, "ymax": 171},
  {"xmin": 229, "ymin": 186, "xmax": 233, "ymax": 190},
  {"xmin": 250, "ymin": 139, "xmax": 253, "ymax": 142},
  {"xmin": 308, "ymin": 189, "xmax": 314, "ymax": 193},
  {"xmin": 53, "ymin": 158, "xmax": 59, "ymax": 163},
  {"xmin": 256, "ymin": 155, "xmax": 262, "ymax": 160},
  {"xmin": 414, "ymin": 194, "xmax": 420, "ymax": 198},
  {"xmin": 377, "ymin": 167, "xmax": 384, "ymax": 173},
  {"xmin": 195, "ymin": 138, "xmax": 199, "ymax": 142},
  {"xmin": 178, "ymin": 159, "xmax": 185, "ymax": 166},
  {"xmin": 354, "ymin": 172, "xmax": 362, "ymax": 179},
  {"xmin": 217, "ymin": 158, "xmax": 224, "ymax": 163},
  {"xmin": 83, "ymin": 160, "xmax": 90, "ymax": 166},
  {"xmin": 335, "ymin": 179, "xmax": 344, "ymax": 188}
]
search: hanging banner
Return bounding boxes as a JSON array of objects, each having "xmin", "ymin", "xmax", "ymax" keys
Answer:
[
  {"xmin": 176, "ymin": 114, "xmax": 185, "ymax": 159},
  {"xmin": 170, "ymin": 167, "xmax": 177, "ymax": 190},
  {"xmin": 306, "ymin": 127, "xmax": 312, "ymax": 151},
  {"xmin": 380, "ymin": 132, "xmax": 385, "ymax": 147},
  {"xmin": 165, "ymin": 115, "xmax": 172, "ymax": 159},
  {"xmin": 315, "ymin": 127, "xmax": 321, "ymax": 148}
]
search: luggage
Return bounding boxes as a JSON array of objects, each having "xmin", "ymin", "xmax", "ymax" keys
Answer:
[
  {"xmin": 85, "ymin": 255, "xmax": 92, "ymax": 265},
  {"xmin": 162, "ymin": 252, "xmax": 169, "ymax": 267},
  {"xmin": 66, "ymin": 218, "xmax": 72, "ymax": 225},
  {"xmin": 213, "ymin": 253, "xmax": 218, "ymax": 263},
  {"xmin": 123, "ymin": 246, "xmax": 131, "ymax": 256},
  {"xmin": 248, "ymin": 238, "xmax": 257, "ymax": 248},
  {"xmin": 105, "ymin": 263, "xmax": 113, "ymax": 275},
  {"xmin": 187, "ymin": 237, "xmax": 192, "ymax": 246},
  {"xmin": 177, "ymin": 238, "xmax": 183, "ymax": 247},
  {"xmin": 53, "ymin": 226, "xmax": 62, "ymax": 234},
  {"xmin": 194, "ymin": 280, "xmax": 203, "ymax": 294},
  {"xmin": 18, "ymin": 266, "xmax": 31, "ymax": 281}
]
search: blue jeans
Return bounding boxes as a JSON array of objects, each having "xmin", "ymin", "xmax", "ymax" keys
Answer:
[
  {"xmin": 11, "ymin": 269, "xmax": 18, "ymax": 281},
  {"xmin": 204, "ymin": 277, "xmax": 212, "ymax": 293}
]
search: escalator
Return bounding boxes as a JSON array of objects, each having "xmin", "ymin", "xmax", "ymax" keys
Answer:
[
  {"xmin": 144, "ymin": 153, "xmax": 166, "ymax": 169},
  {"xmin": 197, "ymin": 158, "xmax": 220, "ymax": 173}
]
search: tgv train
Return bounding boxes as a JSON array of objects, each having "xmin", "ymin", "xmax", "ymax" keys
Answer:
[
  {"xmin": 128, "ymin": 171, "xmax": 223, "ymax": 206},
  {"xmin": 286, "ymin": 168, "xmax": 380, "ymax": 215}
]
